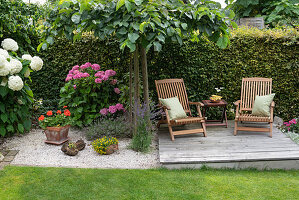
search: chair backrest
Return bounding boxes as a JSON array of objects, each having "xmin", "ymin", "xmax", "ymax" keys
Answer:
[
  {"xmin": 155, "ymin": 79, "xmax": 191, "ymax": 115},
  {"xmin": 240, "ymin": 77, "xmax": 272, "ymax": 111}
]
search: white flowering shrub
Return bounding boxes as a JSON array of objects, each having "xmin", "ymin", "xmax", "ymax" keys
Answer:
[{"xmin": 0, "ymin": 38, "xmax": 43, "ymax": 136}]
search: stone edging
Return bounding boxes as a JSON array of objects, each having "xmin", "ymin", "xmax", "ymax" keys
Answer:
[{"xmin": 0, "ymin": 149, "xmax": 19, "ymax": 170}]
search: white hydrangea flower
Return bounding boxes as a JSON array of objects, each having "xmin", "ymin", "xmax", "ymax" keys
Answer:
[
  {"xmin": 0, "ymin": 61, "xmax": 10, "ymax": 76},
  {"xmin": 1, "ymin": 38, "xmax": 18, "ymax": 52},
  {"xmin": 30, "ymin": 56, "xmax": 43, "ymax": 71},
  {"xmin": 8, "ymin": 75, "xmax": 24, "ymax": 91},
  {"xmin": 24, "ymin": 68, "xmax": 30, "ymax": 77},
  {"xmin": 0, "ymin": 48, "xmax": 9, "ymax": 58},
  {"xmin": 0, "ymin": 55, "xmax": 6, "ymax": 68},
  {"xmin": 22, "ymin": 54, "xmax": 32, "ymax": 61},
  {"xmin": 9, "ymin": 59, "xmax": 23, "ymax": 74},
  {"xmin": 1, "ymin": 77, "xmax": 8, "ymax": 86}
]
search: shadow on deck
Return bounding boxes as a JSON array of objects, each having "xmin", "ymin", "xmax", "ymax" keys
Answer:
[{"xmin": 158, "ymin": 121, "xmax": 299, "ymax": 170}]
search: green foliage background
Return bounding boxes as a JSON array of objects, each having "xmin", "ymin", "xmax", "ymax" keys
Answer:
[{"xmin": 31, "ymin": 28, "xmax": 298, "ymax": 120}]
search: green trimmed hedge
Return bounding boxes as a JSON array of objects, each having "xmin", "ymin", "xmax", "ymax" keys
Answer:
[{"xmin": 31, "ymin": 27, "xmax": 299, "ymax": 120}]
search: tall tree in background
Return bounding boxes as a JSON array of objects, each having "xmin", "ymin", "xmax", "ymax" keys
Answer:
[
  {"xmin": 226, "ymin": 0, "xmax": 299, "ymax": 27},
  {"xmin": 40, "ymin": 0, "xmax": 236, "ymax": 133}
]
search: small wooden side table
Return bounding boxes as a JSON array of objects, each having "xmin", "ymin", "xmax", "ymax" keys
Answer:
[{"xmin": 201, "ymin": 100, "xmax": 228, "ymax": 127}]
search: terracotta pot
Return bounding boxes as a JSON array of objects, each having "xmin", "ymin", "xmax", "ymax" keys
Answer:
[
  {"xmin": 105, "ymin": 144, "xmax": 119, "ymax": 155},
  {"xmin": 44, "ymin": 125, "xmax": 70, "ymax": 145}
]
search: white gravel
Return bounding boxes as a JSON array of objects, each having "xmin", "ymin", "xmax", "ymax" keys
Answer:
[
  {"xmin": 0, "ymin": 153, "xmax": 3, "ymax": 162},
  {"xmin": 3, "ymin": 128, "xmax": 160, "ymax": 169}
]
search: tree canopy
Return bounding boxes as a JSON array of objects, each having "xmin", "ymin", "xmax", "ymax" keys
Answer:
[{"xmin": 40, "ymin": 0, "xmax": 236, "ymax": 52}]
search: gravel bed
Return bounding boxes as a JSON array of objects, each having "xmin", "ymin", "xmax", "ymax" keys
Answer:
[{"xmin": 3, "ymin": 128, "xmax": 160, "ymax": 169}]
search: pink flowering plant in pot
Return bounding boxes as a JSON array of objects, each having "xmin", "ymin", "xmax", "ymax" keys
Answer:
[{"xmin": 59, "ymin": 62, "xmax": 124, "ymax": 126}]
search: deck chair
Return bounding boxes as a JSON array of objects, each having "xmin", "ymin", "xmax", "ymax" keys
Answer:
[
  {"xmin": 234, "ymin": 77, "xmax": 275, "ymax": 137},
  {"xmin": 155, "ymin": 79, "xmax": 207, "ymax": 141}
]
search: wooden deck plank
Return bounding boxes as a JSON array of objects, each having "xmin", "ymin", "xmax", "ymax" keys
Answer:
[{"xmin": 158, "ymin": 120, "xmax": 299, "ymax": 168}]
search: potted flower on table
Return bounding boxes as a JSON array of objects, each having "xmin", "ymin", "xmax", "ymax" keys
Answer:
[{"xmin": 38, "ymin": 106, "xmax": 73, "ymax": 145}]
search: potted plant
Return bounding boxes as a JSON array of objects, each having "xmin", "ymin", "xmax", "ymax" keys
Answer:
[
  {"xmin": 38, "ymin": 106, "xmax": 73, "ymax": 145},
  {"xmin": 91, "ymin": 136, "xmax": 119, "ymax": 155}
]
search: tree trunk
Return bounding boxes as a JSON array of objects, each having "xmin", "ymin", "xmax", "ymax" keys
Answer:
[
  {"xmin": 129, "ymin": 54, "xmax": 133, "ymax": 124},
  {"xmin": 133, "ymin": 46, "xmax": 140, "ymax": 135},
  {"xmin": 140, "ymin": 47, "xmax": 150, "ymax": 121}
]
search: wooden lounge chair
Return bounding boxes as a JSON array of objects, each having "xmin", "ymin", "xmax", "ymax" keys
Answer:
[
  {"xmin": 155, "ymin": 79, "xmax": 207, "ymax": 141},
  {"xmin": 234, "ymin": 77, "xmax": 275, "ymax": 137}
]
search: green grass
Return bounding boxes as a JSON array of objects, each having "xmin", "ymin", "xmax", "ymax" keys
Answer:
[{"xmin": 0, "ymin": 166, "xmax": 298, "ymax": 200}]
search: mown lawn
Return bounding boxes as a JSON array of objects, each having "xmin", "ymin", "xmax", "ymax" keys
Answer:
[{"xmin": 0, "ymin": 166, "xmax": 298, "ymax": 200}]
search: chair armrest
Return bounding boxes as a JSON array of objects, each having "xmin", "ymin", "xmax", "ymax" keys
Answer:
[
  {"xmin": 189, "ymin": 102, "xmax": 204, "ymax": 107},
  {"xmin": 271, "ymin": 101, "xmax": 275, "ymax": 107},
  {"xmin": 234, "ymin": 100, "xmax": 241, "ymax": 107}
]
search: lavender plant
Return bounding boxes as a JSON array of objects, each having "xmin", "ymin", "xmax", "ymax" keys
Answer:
[
  {"xmin": 130, "ymin": 102, "xmax": 162, "ymax": 152},
  {"xmin": 86, "ymin": 115, "xmax": 132, "ymax": 140}
]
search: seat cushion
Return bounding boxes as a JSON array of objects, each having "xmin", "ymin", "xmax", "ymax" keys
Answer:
[
  {"xmin": 252, "ymin": 94, "xmax": 275, "ymax": 117},
  {"xmin": 159, "ymin": 97, "xmax": 187, "ymax": 120}
]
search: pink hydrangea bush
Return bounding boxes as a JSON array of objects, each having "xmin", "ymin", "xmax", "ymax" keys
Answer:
[{"xmin": 60, "ymin": 62, "xmax": 123, "ymax": 126}]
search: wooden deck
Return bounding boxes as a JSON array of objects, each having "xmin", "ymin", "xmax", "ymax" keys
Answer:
[{"xmin": 159, "ymin": 121, "xmax": 299, "ymax": 169}]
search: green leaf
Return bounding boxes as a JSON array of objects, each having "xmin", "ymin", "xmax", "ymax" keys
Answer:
[
  {"xmin": 18, "ymin": 123, "xmax": 24, "ymax": 133},
  {"xmin": 0, "ymin": 86, "xmax": 8, "ymax": 97},
  {"xmin": 153, "ymin": 41, "xmax": 162, "ymax": 52},
  {"xmin": 116, "ymin": 0, "xmax": 125, "ymax": 11},
  {"xmin": 128, "ymin": 33, "xmax": 139, "ymax": 43},
  {"xmin": 127, "ymin": 41, "xmax": 136, "ymax": 52},
  {"xmin": 7, "ymin": 125, "xmax": 14, "ymax": 133},
  {"xmin": 125, "ymin": 0, "xmax": 132, "ymax": 12},
  {"xmin": 181, "ymin": 23, "xmax": 187, "ymax": 30},
  {"xmin": 139, "ymin": 22, "xmax": 147, "ymax": 33},
  {"xmin": 10, "ymin": 112, "xmax": 17, "ymax": 123},
  {"xmin": 176, "ymin": 35, "xmax": 183, "ymax": 45},
  {"xmin": 229, "ymin": 10, "xmax": 235, "ymax": 19},
  {"xmin": 216, "ymin": 35, "xmax": 229, "ymax": 49},
  {"xmin": 0, "ymin": 113, "xmax": 8, "ymax": 123},
  {"xmin": 0, "ymin": 104, "xmax": 4, "ymax": 112},
  {"xmin": 77, "ymin": 107, "xmax": 84, "ymax": 113},
  {"xmin": 24, "ymin": 120, "xmax": 31, "ymax": 131},
  {"xmin": 157, "ymin": 34, "xmax": 165, "ymax": 43},
  {"xmin": 71, "ymin": 13, "xmax": 81, "ymax": 24},
  {"xmin": 46, "ymin": 36, "xmax": 54, "ymax": 45},
  {"xmin": 231, "ymin": 21, "xmax": 238, "ymax": 29},
  {"xmin": 135, "ymin": 0, "xmax": 143, "ymax": 6},
  {"xmin": 0, "ymin": 127, "xmax": 6, "ymax": 136}
]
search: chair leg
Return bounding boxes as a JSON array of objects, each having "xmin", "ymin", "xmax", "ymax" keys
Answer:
[
  {"xmin": 269, "ymin": 122, "xmax": 273, "ymax": 138},
  {"xmin": 202, "ymin": 121, "xmax": 207, "ymax": 137},
  {"xmin": 157, "ymin": 120, "xmax": 161, "ymax": 128},
  {"xmin": 234, "ymin": 121, "xmax": 238, "ymax": 136},
  {"xmin": 168, "ymin": 124, "xmax": 175, "ymax": 141}
]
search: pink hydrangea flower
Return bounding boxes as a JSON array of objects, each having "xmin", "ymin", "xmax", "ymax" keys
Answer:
[
  {"xmin": 102, "ymin": 75, "xmax": 109, "ymax": 81},
  {"xmin": 115, "ymin": 103, "xmax": 124, "ymax": 111},
  {"xmin": 73, "ymin": 84, "xmax": 77, "ymax": 89},
  {"xmin": 65, "ymin": 77, "xmax": 72, "ymax": 82},
  {"xmin": 83, "ymin": 73, "xmax": 90, "ymax": 77},
  {"xmin": 108, "ymin": 106, "xmax": 117, "ymax": 114},
  {"xmin": 73, "ymin": 70, "xmax": 80, "ymax": 74},
  {"xmin": 80, "ymin": 64, "xmax": 89, "ymax": 69},
  {"xmin": 72, "ymin": 65, "xmax": 80, "ymax": 70},
  {"xmin": 95, "ymin": 71, "xmax": 105, "ymax": 77},
  {"xmin": 92, "ymin": 64, "xmax": 101, "ymax": 71},
  {"xmin": 85, "ymin": 62, "xmax": 92, "ymax": 67},
  {"xmin": 114, "ymin": 88, "xmax": 120, "ymax": 94},
  {"xmin": 100, "ymin": 108, "xmax": 108, "ymax": 115},
  {"xmin": 105, "ymin": 69, "xmax": 116, "ymax": 77},
  {"xmin": 95, "ymin": 78, "xmax": 102, "ymax": 83},
  {"xmin": 110, "ymin": 79, "xmax": 117, "ymax": 85}
]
